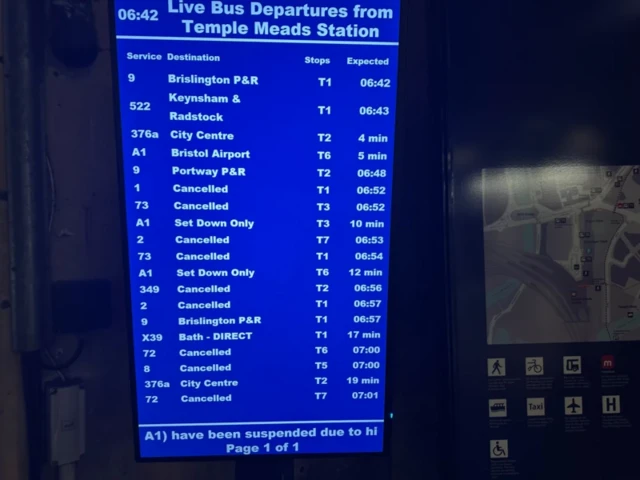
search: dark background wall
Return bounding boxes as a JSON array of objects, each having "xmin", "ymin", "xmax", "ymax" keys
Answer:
[
  {"xmin": 448, "ymin": 0, "xmax": 640, "ymax": 165},
  {"xmin": 43, "ymin": 1, "xmax": 232, "ymax": 478}
]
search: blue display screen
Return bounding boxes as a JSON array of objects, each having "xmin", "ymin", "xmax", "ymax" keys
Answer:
[{"xmin": 113, "ymin": 0, "xmax": 400, "ymax": 459}]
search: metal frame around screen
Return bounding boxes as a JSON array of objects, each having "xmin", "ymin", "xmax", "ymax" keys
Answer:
[{"xmin": 107, "ymin": 0, "xmax": 418, "ymax": 462}]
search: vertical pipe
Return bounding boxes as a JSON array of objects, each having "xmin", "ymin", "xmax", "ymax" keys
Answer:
[{"xmin": 4, "ymin": 0, "xmax": 49, "ymax": 352}]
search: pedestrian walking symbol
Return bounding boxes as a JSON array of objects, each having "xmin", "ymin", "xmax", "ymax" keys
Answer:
[
  {"xmin": 490, "ymin": 440, "xmax": 509, "ymax": 459},
  {"xmin": 488, "ymin": 358, "xmax": 506, "ymax": 377}
]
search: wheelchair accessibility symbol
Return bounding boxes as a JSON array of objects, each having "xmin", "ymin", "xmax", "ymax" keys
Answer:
[{"xmin": 490, "ymin": 440, "xmax": 509, "ymax": 459}]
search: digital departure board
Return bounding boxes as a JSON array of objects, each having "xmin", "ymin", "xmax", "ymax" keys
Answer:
[{"xmin": 112, "ymin": 0, "xmax": 400, "ymax": 459}]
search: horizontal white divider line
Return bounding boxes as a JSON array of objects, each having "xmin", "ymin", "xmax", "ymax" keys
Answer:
[
  {"xmin": 117, "ymin": 35, "xmax": 399, "ymax": 46},
  {"xmin": 139, "ymin": 419, "xmax": 385, "ymax": 427}
]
